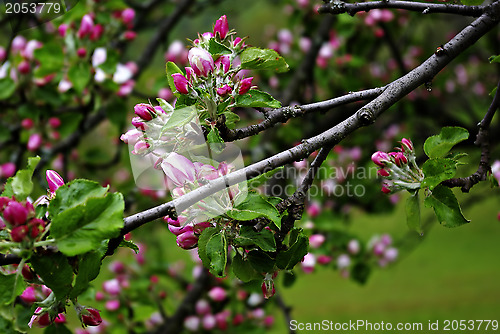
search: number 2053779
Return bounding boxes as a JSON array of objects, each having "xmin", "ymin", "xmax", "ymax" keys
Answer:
[
  {"xmin": 443, "ymin": 320, "xmax": 498, "ymax": 331},
  {"xmin": 5, "ymin": 2, "xmax": 61, "ymax": 14}
]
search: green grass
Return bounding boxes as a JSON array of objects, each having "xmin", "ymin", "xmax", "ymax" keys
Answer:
[{"xmin": 271, "ymin": 189, "xmax": 500, "ymax": 333}]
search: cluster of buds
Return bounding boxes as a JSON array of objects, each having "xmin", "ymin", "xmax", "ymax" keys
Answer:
[
  {"xmin": 164, "ymin": 215, "xmax": 211, "ymax": 250},
  {"xmin": 371, "ymin": 138, "xmax": 423, "ymax": 194},
  {"xmin": 0, "ymin": 197, "xmax": 45, "ymax": 243},
  {"xmin": 170, "ymin": 15, "xmax": 255, "ymax": 119}
]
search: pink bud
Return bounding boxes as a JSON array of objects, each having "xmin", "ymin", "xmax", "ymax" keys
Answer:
[
  {"xmin": 124, "ymin": 31, "xmax": 137, "ymax": 40},
  {"xmin": 21, "ymin": 118, "xmax": 34, "ymax": 130},
  {"xmin": 381, "ymin": 186, "xmax": 391, "ymax": 194},
  {"xmin": 0, "ymin": 46, "xmax": 6, "ymax": 62},
  {"xmin": 215, "ymin": 311, "xmax": 229, "ymax": 330},
  {"xmin": 215, "ymin": 55, "xmax": 231, "ymax": 73},
  {"xmin": 171, "ymin": 73, "xmax": 189, "ymax": 94},
  {"xmin": 213, "ymin": 15, "xmax": 229, "ymax": 39},
  {"xmin": 306, "ymin": 201, "xmax": 321, "ymax": 217},
  {"xmin": 46, "ymin": 170, "xmax": 65, "ymax": 194},
  {"xmin": 216, "ymin": 84, "xmax": 232, "ymax": 96},
  {"xmin": 90, "ymin": 24, "xmax": 104, "ymax": 41},
  {"xmin": 4, "ymin": 201, "xmax": 28, "ymax": 226},
  {"xmin": 317, "ymin": 255, "xmax": 332, "ymax": 265},
  {"xmin": 184, "ymin": 316, "xmax": 200, "ymax": 331},
  {"xmin": 337, "ymin": 254, "xmax": 351, "ymax": 269},
  {"xmin": 27, "ymin": 133, "xmax": 42, "ymax": 151},
  {"xmin": 301, "ymin": 253, "xmax": 316, "ymax": 273},
  {"xmin": 78, "ymin": 14, "xmax": 94, "ymax": 39},
  {"xmin": 161, "ymin": 152, "xmax": 196, "ymax": 187},
  {"xmin": 58, "ymin": 24, "xmax": 69, "ymax": 37},
  {"xmin": 233, "ymin": 37, "xmax": 242, "ymax": 47},
  {"xmin": 76, "ymin": 47, "xmax": 87, "ymax": 58},
  {"xmin": 308, "ymin": 234, "xmax": 325, "ymax": 249},
  {"xmin": 81, "ymin": 308, "xmax": 102, "ymax": 326},
  {"xmin": 121, "ymin": 8, "xmax": 135, "ymax": 24},
  {"xmin": 105, "ymin": 299, "xmax": 120, "ymax": 311},
  {"xmin": 238, "ymin": 77, "xmax": 253, "ymax": 95},
  {"xmin": 377, "ymin": 168, "xmax": 390, "ymax": 177},
  {"xmin": 11, "ymin": 225, "xmax": 29, "ymax": 242},
  {"xmin": 401, "ymin": 138, "xmax": 413, "ymax": 152},
  {"xmin": 347, "ymin": 239, "xmax": 360, "ymax": 254},
  {"xmin": 390, "ymin": 151, "xmax": 407, "ymax": 166},
  {"xmin": 168, "ymin": 224, "xmax": 193, "ymax": 236},
  {"xmin": 371, "ymin": 151, "xmax": 390, "ymax": 167},
  {"xmin": 202, "ymin": 314, "xmax": 216, "ymax": 330},
  {"xmin": 132, "ymin": 141, "xmax": 150, "ymax": 155},
  {"xmin": 103, "ymin": 278, "xmax": 121, "ymax": 296},
  {"xmin": 120, "ymin": 129, "xmax": 143, "ymax": 145},
  {"xmin": 134, "ymin": 103, "xmax": 156, "ymax": 121},
  {"xmin": 381, "ymin": 234, "xmax": 392, "ymax": 246},
  {"xmin": 1, "ymin": 163, "xmax": 16, "ymax": 179},
  {"xmin": 29, "ymin": 309, "xmax": 51, "ymax": 328},
  {"xmin": 261, "ymin": 279, "xmax": 275, "ymax": 299},
  {"xmin": 29, "ymin": 218, "xmax": 45, "ymax": 238},
  {"xmin": 208, "ymin": 287, "xmax": 227, "ymax": 302},
  {"xmin": 176, "ymin": 230, "xmax": 198, "ymax": 249},
  {"xmin": 195, "ymin": 299, "xmax": 211, "ymax": 315},
  {"xmin": 384, "ymin": 247, "xmax": 398, "ymax": 262},
  {"xmin": 54, "ymin": 313, "xmax": 66, "ymax": 324},
  {"xmin": 373, "ymin": 242, "xmax": 385, "ymax": 256},
  {"xmin": 48, "ymin": 117, "xmax": 61, "ymax": 129},
  {"xmin": 11, "ymin": 36, "xmax": 27, "ymax": 53},
  {"xmin": 20, "ymin": 286, "xmax": 37, "ymax": 304},
  {"xmin": 18, "ymin": 60, "xmax": 31, "ymax": 74},
  {"xmin": 158, "ymin": 88, "xmax": 173, "ymax": 100},
  {"xmin": 188, "ymin": 47, "xmax": 214, "ymax": 77}
]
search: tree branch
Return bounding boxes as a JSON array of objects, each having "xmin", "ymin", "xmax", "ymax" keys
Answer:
[
  {"xmin": 442, "ymin": 78, "xmax": 500, "ymax": 192},
  {"xmin": 222, "ymin": 87, "xmax": 386, "ymax": 142},
  {"xmin": 319, "ymin": 0, "xmax": 486, "ymax": 17}
]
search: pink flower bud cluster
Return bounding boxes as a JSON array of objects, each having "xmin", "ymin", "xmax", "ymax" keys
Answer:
[
  {"xmin": 170, "ymin": 15, "xmax": 255, "ymax": 110},
  {"xmin": 0, "ymin": 196, "xmax": 45, "ymax": 243},
  {"xmin": 182, "ymin": 287, "xmax": 275, "ymax": 332},
  {"xmin": 369, "ymin": 234, "xmax": 399, "ymax": 267},
  {"xmin": 372, "ymin": 138, "xmax": 423, "ymax": 194}
]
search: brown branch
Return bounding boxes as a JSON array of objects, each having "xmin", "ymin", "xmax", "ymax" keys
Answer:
[{"xmin": 442, "ymin": 79, "xmax": 500, "ymax": 192}]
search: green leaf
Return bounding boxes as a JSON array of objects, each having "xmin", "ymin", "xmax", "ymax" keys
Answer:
[
  {"xmin": 119, "ymin": 239, "xmax": 140, "ymax": 253},
  {"xmin": 68, "ymin": 62, "xmax": 91, "ymax": 94},
  {"xmin": 34, "ymin": 42, "xmax": 64, "ymax": 77},
  {"xmin": 43, "ymin": 324, "xmax": 72, "ymax": 334},
  {"xmin": 50, "ymin": 192, "xmax": 124, "ymax": 256},
  {"xmin": 48, "ymin": 179, "xmax": 108, "ymax": 217},
  {"xmin": 208, "ymin": 39, "xmax": 232, "ymax": 55},
  {"xmin": 421, "ymin": 158, "xmax": 457, "ymax": 190},
  {"xmin": 423, "ymin": 127, "xmax": 469, "ymax": 159},
  {"xmin": 223, "ymin": 111, "xmax": 240, "ymax": 129},
  {"xmin": 460, "ymin": 0, "xmax": 484, "ymax": 5},
  {"xmin": 227, "ymin": 192, "xmax": 281, "ymax": 228},
  {"xmin": 234, "ymin": 226, "xmax": 276, "ymax": 252},
  {"xmin": 2, "ymin": 156, "xmax": 40, "ymax": 201},
  {"xmin": 31, "ymin": 253, "xmax": 74, "ymax": 300},
  {"xmin": 424, "ymin": 185, "xmax": 470, "ymax": 228},
  {"xmin": 232, "ymin": 252, "xmax": 259, "ymax": 282},
  {"xmin": 206, "ymin": 232, "xmax": 227, "ymax": 277},
  {"xmin": 0, "ymin": 273, "xmax": 25, "ymax": 305},
  {"xmin": 0, "ymin": 78, "xmax": 16, "ymax": 100},
  {"xmin": 489, "ymin": 55, "xmax": 500, "ymax": 63},
  {"xmin": 351, "ymin": 262, "xmax": 371, "ymax": 285},
  {"xmin": 70, "ymin": 249, "xmax": 105, "ymax": 299},
  {"xmin": 247, "ymin": 250, "xmax": 275, "ymax": 273},
  {"xmin": 276, "ymin": 233, "xmax": 308, "ymax": 270},
  {"xmin": 198, "ymin": 227, "xmax": 220, "ymax": 270},
  {"xmin": 240, "ymin": 47, "xmax": 289, "ymax": 73},
  {"xmin": 0, "ymin": 314, "xmax": 19, "ymax": 334},
  {"xmin": 282, "ymin": 271, "xmax": 297, "ymax": 287},
  {"xmin": 248, "ymin": 166, "xmax": 284, "ymax": 188},
  {"xmin": 235, "ymin": 89, "xmax": 281, "ymax": 109},
  {"xmin": 161, "ymin": 106, "xmax": 197, "ymax": 132},
  {"xmin": 165, "ymin": 61, "xmax": 183, "ymax": 94},
  {"xmin": 156, "ymin": 98, "xmax": 174, "ymax": 114},
  {"xmin": 405, "ymin": 192, "xmax": 421, "ymax": 234}
]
